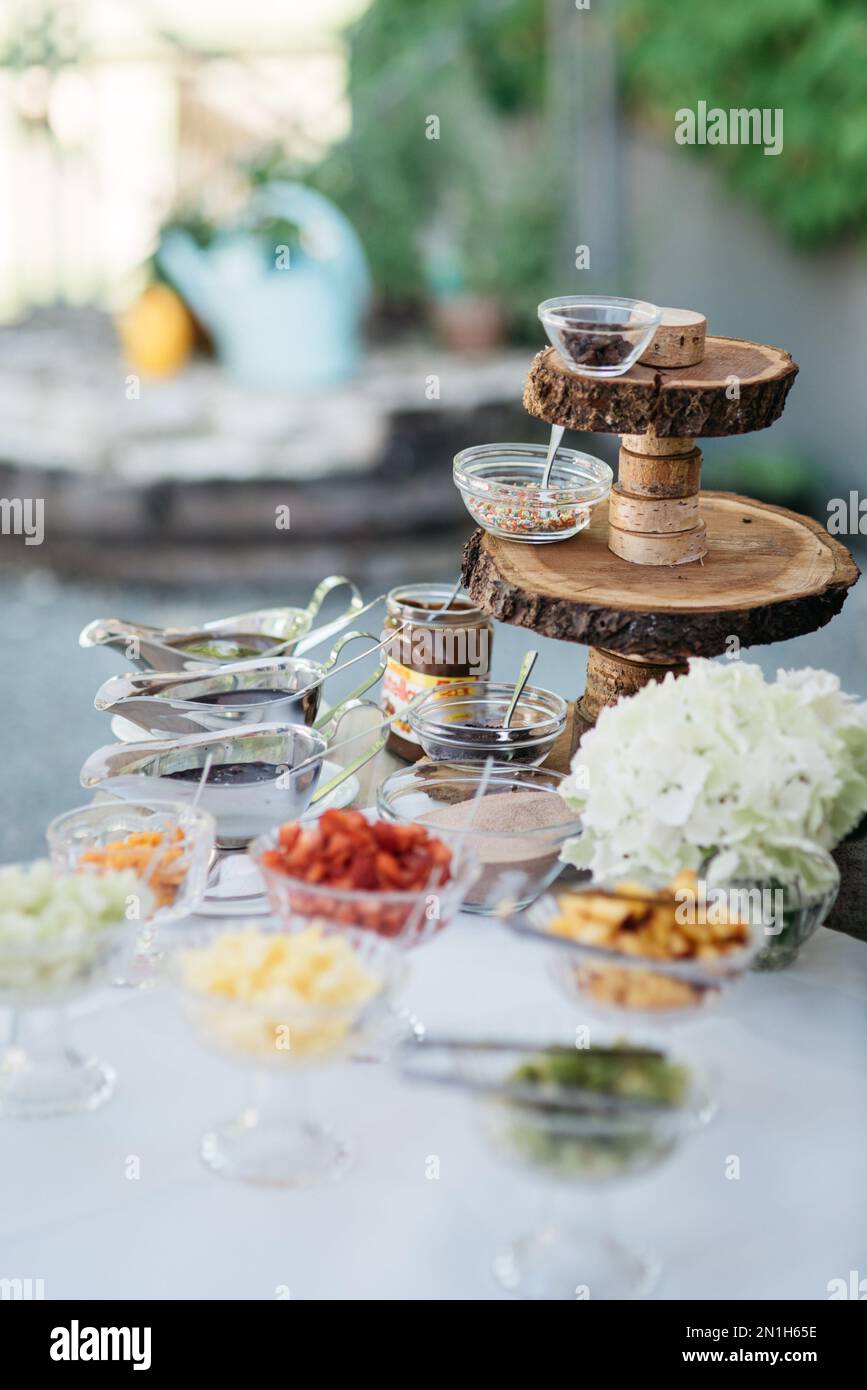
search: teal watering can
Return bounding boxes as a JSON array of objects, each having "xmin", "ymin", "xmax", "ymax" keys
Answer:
[{"xmin": 159, "ymin": 183, "xmax": 371, "ymax": 389}]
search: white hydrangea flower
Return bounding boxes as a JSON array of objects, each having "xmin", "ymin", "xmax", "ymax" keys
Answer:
[{"xmin": 561, "ymin": 659, "xmax": 867, "ymax": 886}]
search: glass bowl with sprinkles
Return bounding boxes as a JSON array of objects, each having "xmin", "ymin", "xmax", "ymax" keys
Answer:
[{"xmin": 453, "ymin": 443, "xmax": 612, "ymax": 544}]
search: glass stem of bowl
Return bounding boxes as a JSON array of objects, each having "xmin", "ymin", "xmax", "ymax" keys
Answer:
[
  {"xmin": 247, "ymin": 1067, "xmax": 312, "ymax": 1128},
  {"xmin": 8, "ymin": 1003, "xmax": 69, "ymax": 1067}
]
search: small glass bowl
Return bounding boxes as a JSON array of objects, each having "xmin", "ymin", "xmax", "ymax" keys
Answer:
[
  {"xmin": 249, "ymin": 832, "xmax": 479, "ymax": 947},
  {"xmin": 408, "ymin": 681, "xmax": 568, "ymax": 767},
  {"xmin": 703, "ymin": 849, "xmax": 841, "ymax": 972},
  {"xmin": 507, "ymin": 887, "xmax": 759, "ymax": 1024},
  {"xmin": 453, "ymin": 443, "xmax": 612, "ymax": 545},
  {"xmin": 46, "ymin": 799, "xmax": 215, "ymax": 924},
  {"xmin": 376, "ymin": 764, "xmax": 581, "ymax": 914},
  {"xmin": 538, "ymin": 295, "xmax": 662, "ymax": 378},
  {"xmin": 0, "ymin": 900, "xmax": 132, "ymax": 1009}
]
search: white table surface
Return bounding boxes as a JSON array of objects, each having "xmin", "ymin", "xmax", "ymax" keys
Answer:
[{"xmin": 2, "ymin": 910, "xmax": 866, "ymax": 1302}]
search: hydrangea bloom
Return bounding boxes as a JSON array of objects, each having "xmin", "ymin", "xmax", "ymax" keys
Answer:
[{"xmin": 561, "ymin": 660, "xmax": 867, "ymax": 888}]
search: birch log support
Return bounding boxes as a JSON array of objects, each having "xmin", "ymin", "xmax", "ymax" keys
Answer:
[
  {"xmin": 640, "ymin": 309, "xmax": 707, "ymax": 368},
  {"xmin": 609, "ymin": 488, "xmax": 701, "ymax": 534},
  {"xmin": 580, "ymin": 647, "xmax": 688, "ymax": 720},
  {"xmin": 610, "ymin": 432, "xmax": 707, "ymax": 565},
  {"xmin": 618, "ymin": 445, "xmax": 702, "ymax": 498},
  {"xmin": 608, "ymin": 519, "xmax": 708, "ymax": 565}
]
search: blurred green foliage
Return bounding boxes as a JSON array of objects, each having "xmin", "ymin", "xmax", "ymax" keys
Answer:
[
  {"xmin": 703, "ymin": 448, "xmax": 817, "ymax": 513},
  {"xmin": 310, "ymin": 0, "xmax": 558, "ymax": 331},
  {"xmin": 618, "ymin": 0, "xmax": 867, "ymax": 246},
  {"xmin": 314, "ymin": 0, "xmax": 867, "ymax": 326}
]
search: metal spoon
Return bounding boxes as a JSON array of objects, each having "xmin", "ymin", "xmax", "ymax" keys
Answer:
[
  {"xmin": 541, "ymin": 423, "xmax": 566, "ymax": 488},
  {"xmin": 439, "ymin": 575, "xmax": 464, "ymax": 613},
  {"xmin": 502, "ymin": 650, "xmax": 538, "ymax": 729}
]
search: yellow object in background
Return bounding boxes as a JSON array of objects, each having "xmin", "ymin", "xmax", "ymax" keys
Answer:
[{"xmin": 116, "ymin": 283, "xmax": 195, "ymax": 377}]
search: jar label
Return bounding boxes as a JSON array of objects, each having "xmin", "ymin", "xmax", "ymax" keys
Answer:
[{"xmin": 381, "ymin": 660, "xmax": 477, "ymax": 745}]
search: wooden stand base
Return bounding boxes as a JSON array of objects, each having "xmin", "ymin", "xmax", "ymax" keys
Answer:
[{"xmin": 574, "ymin": 647, "xmax": 688, "ymax": 740}]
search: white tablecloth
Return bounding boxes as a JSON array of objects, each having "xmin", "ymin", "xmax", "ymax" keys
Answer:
[{"xmin": 3, "ymin": 913, "xmax": 866, "ymax": 1302}]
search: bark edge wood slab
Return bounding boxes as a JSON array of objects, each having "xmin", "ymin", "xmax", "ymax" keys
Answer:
[
  {"xmin": 524, "ymin": 338, "xmax": 798, "ymax": 437},
  {"xmin": 461, "ymin": 492, "xmax": 859, "ymax": 660}
]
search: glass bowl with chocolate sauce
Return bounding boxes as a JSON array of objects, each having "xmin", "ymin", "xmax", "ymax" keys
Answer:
[
  {"xmin": 538, "ymin": 296, "xmax": 661, "ymax": 378},
  {"xmin": 408, "ymin": 681, "xmax": 567, "ymax": 766}
]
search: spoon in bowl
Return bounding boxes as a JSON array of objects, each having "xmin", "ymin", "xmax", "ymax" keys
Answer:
[
  {"xmin": 540, "ymin": 424, "xmax": 566, "ymax": 489},
  {"xmin": 503, "ymin": 650, "xmax": 538, "ymax": 729}
]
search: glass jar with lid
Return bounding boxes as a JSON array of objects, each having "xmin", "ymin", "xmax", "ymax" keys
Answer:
[{"xmin": 381, "ymin": 584, "xmax": 493, "ymax": 761}]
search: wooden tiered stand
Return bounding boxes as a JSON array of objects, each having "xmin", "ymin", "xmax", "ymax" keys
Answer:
[{"xmin": 462, "ymin": 319, "xmax": 860, "ymax": 752}]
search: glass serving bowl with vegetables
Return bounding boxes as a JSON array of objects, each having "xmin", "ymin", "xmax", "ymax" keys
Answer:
[
  {"xmin": 46, "ymin": 799, "xmax": 215, "ymax": 924},
  {"xmin": 502, "ymin": 871, "xmax": 758, "ymax": 1024},
  {"xmin": 169, "ymin": 917, "xmax": 405, "ymax": 1186},
  {"xmin": 702, "ymin": 846, "xmax": 840, "ymax": 972},
  {"xmin": 0, "ymin": 861, "xmax": 146, "ymax": 1118},
  {"xmin": 399, "ymin": 1037, "xmax": 714, "ymax": 1300},
  {"xmin": 250, "ymin": 809, "xmax": 477, "ymax": 946}
]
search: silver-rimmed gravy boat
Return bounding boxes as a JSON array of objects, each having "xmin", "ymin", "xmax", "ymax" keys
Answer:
[
  {"xmin": 93, "ymin": 630, "xmax": 390, "ymax": 738},
  {"xmin": 79, "ymin": 708, "xmax": 388, "ymax": 850},
  {"xmin": 79, "ymin": 576, "xmax": 370, "ymax": 672}
]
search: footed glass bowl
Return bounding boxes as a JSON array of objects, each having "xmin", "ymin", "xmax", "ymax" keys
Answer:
[
  {"xmin": 171, "ymin": 918, "xmax": 405, "ymax": 1185},
  {"xmin": 249, "ymin": 830, "xmax": 477, "ymax": 947},
  {"xmin": 506, "ymin": 885, "xmax": 758, "ymax": 1025},
  {"xmin": 47, "ymin": 799, "xmax": 215, "ymax": 923},
  {"xmin": 0, "ymin": 862, "xmax": 137, "ymax": 1118},
  {"xmin": 400, "ymin": 1037, "xmax": 714, "ymax": 1299}
]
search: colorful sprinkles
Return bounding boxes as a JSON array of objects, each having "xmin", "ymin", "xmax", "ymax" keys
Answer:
[{"xmin": 466, "ymin": 491, "xmax": 590, "ymax": 538}]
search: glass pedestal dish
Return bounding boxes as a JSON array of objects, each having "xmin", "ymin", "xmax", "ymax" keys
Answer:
[{"xmin": 171, "ymin": 919, "xmax": 406, "ymax": 1186}]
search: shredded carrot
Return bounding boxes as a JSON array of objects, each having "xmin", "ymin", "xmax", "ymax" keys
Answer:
[{"xmin": 79, "ymin": 828, "xmax": 187, "ymax": 910}]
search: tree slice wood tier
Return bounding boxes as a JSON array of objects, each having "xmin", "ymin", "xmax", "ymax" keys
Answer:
[
  {"xmin": 524, "ymin": 338, "xmax": 797, "ymax": 437},
  {"xmin": 461, "ymin": 492, "xmax": 859, "ymax": 661}
]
